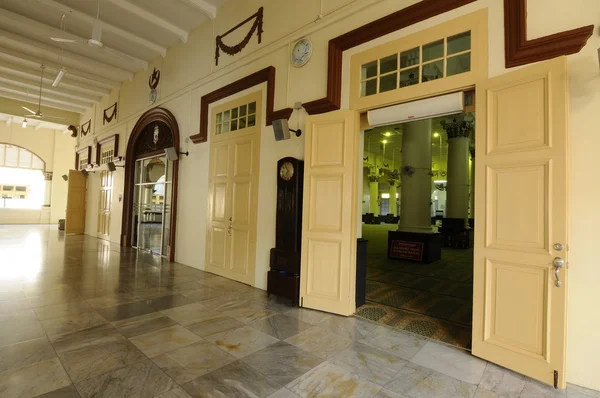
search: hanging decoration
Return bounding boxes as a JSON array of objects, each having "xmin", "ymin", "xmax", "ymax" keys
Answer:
[
  {"xmin": 68, "ymin": 125, "xmax": 78, "ymax": 138},
  {"xmin": 103, "ymin": 102, "xmax": 118, "ymax": 125},
  {"xmin": 148, "ymin": 67, "xmax": 160, "ymax": 104},
  {"xmin": 81, "ymin": 120, "xmax": 91, "ymax": 136},
  {"xmin": 215, "ymin": 7, "xmax": 264, "ymax": 66}
]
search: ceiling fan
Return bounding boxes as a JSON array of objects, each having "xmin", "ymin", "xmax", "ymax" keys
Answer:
[
  {"xmin": 49, "ymin": 0, "xmax": 135, "ymax": 62},
  {"xmin": 22, "ymin": 66, "xmax": 64, "ymax": 121}
]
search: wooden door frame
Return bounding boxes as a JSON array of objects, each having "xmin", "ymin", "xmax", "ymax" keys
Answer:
[{"xmin": 120, "ymin": 107, "xmax": 180, "ymax": 262}]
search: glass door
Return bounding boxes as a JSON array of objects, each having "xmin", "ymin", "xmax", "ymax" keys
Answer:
[{"xmin": 131, "ymin": 155, "xmax": 172, "ymax": 256}]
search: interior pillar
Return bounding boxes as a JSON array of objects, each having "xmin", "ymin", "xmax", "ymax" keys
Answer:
[
  {"xmin": 389, "ymin": 180, "xmax": 397, "ymax": 216},
  {"xmin": 397, "ymin": 119, "xmax": 433, "ymax": 232},
  {"xmin": 469, "ymin": 146, "xmax": 475, "ymax": 220},
  {"xmin": 442, "ymin": 116, "xmax": 473, "ymax": 229},
  {"xmin": 369, "ymin": 176, "xmax": 379, "ymax": 216}
]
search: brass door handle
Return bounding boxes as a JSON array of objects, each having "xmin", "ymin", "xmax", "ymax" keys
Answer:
[{"xmin": 553, "ymin": 257, "xmax": 565, "ymax": 287}]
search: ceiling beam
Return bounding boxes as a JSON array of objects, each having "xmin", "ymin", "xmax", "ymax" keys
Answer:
[
  {"xmin": 106, "ymin": 0, "xmax": 189, "ymax": 43},
  {"xmin": 0, "ymin": 72, "xmax": 98, "ymax": 105},
  {"xmin": 36, "ymin": 0, "xmax": 168, "ymax": 56},
  {"xmin": 179, "ymin": 0, "xmax": 217, "ymax": 19},
  {"xmin": 0, "ymin": 81, "xmax": 88, "ymax": 111},
  {"xmin": 5, "ymin": 117, "xmax": 11, "ymax": 126},
  {"xmin": 0, "ymin": 7, "xmax": 148, "ymax": 71},
  {"xmin": 0, "ymin": 29, "xmax": 134, "ymax": 82},
  {"xmin": 0, "ymin": 58, "xmax": 109, "ymax": 97},
  {"xmin": 0, "ymin": 46, "xmax": 117, "ymax": 89},
  {"xmin": 35, "ymin": 122, "xmax": 46, "ymax": 131}
]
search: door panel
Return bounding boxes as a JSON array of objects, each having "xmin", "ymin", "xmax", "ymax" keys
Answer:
[
  {"xmin": 300, "ymin": 110, "xmax": 359, "ymax": 316},
  {"xmin": 98, "ymin": 171, "xmax": 112, "ymax": 239},
  {"xmin": 473, "ymin": 57, "xmax": 568, "ymax": 388},
  {"xmin": 65, "ymin": 169, "xmax": 86, "ymax": 234}
]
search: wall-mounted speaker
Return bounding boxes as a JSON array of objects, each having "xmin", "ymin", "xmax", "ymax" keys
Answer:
[
  {"xmin": 164, "ymin": 147, "xmax": 178, "ymax": 161},
  {"xmin": 273, "ymin": 119, "xmax": 302, "ymax": 141},
  {"xmin": 61, "ymin": 174, "xmax": 68, "ymax": 181}
]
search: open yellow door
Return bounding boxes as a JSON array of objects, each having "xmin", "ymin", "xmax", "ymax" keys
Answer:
[
  {"xmin": 65, "ymin": 169, "xmax": 87, "ymax": 234},
  {"xmin": 473, "ymin": 57, "xmax": 568, "ymax": 388},
  {"xmin": 300, "ymin": 110, "xmax": 359, "ymax": 316}
]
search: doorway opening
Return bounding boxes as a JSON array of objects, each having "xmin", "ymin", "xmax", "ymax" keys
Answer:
[{"xmin": 356, "ymin": 112, "xmax": 475, "ymax": 350}]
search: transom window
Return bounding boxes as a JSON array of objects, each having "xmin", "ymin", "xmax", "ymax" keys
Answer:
[
  {"xmin": 360, "ymin": 31, "xmax": 471, "ymax": 97},
  {"xmin": 0, "ymin": 144, "xmax": 45, "ymax": 170},
  {"xmin": 100, "ymin": 147, "xmax": 114, "ymax": 165},
  {"xmin": 78, "ymin": 154, "xmax": 88, "ymax": 170},
  {"xmin": 215, "ymin": 101, "xmax": 257, "ymax": 135},
  {"xmin": 0, "ymin": 184, "xmax": 28, "ymax": 200}
]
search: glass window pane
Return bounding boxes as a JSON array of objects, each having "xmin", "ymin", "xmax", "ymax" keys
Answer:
[
  {"xmin": 379, "ymin": 55, "xmax": 397, "ymax": 75},
  {"xmin": 5, "ymin": 146, "xmax": 17, "ymax": 167},
  {"xmin": 239, "ymin": 105, "xmax": 247, "ymax": 116},
  {"xmin": 400, "ymin": 47, "xmax": 419, "ymax": 68},
  {"xmin": 422, "ymin": 60, "xmax": 444, "ymax": 82},
  {"xmin": 239, "ymin": 117, "xmax": 246, "ymax": 129},
  {"xmin": 447, "ymin": 53, "xmax": 471, "ymax": 76},
  {"xmin": 216, "ymin": 123, "xmax": 222, "ymax": 135},
  {"xmin": 18, "ymin": 150, "xmax": 32, "ymax": 168},
  {"xmin": 423, "ymin": 39, "xmax": 444, "ymax": 62},
  {"xmin": 223, "ymin": 121, "xmax": 230, "ymax": 133},
  {"xmin": 447, "ymin": 31, "xmax": 471, "ymax": 55},
  {"xmin": 361, "ymin": 61, "xmax": 377, "ymax": 79},
  {"xmin": 379, "ymin": 73, "xmax": 397, "ymax": 93},
  {"xmin": 360, "ymin": 79, "xmax": 377, "ymax": 97},
  {"xmin": 231, "ymin": 108, "xmax": 238, "ymax": 119},
  {"xmin": 400, "ymin": 67, "xmax": 419, "ymax": 88},
  {"xmin": 32, "ymin": 156, "xmax": 44, "ymax": 170},
  {"xmin": 216, "ymin": 112, "xmax": 222, "ymax": 123},
  {"xmin": 231, "ymin": 119, "xmax": 238, "ymax": 131},
  {"xmin": 248, "ymin": 114, "xmax": 256, "ymax": 127},
  {"xmin": 223, "ymin": 110, "xmax": 230, "ymax": 121},
  {"xmin": 248, "ymin": 102, "xmax": 256, "ymax": 114}
]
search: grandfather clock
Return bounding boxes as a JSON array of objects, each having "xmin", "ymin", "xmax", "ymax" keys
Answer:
[{"xmin": 267, "ymin": 157, "xmax": 304, "ymax": 304}]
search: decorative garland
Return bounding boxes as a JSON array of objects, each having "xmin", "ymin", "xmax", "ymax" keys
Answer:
[
  {"xmin": 103, "ymin": 102, "xmax": 118, "ymax": 125},
  {"xmin": 215, "ymin": 7, "xmax": 263, "ymax": 65},
  {"xmin": 81, "ymin": 120, "xmax": 91, "ymax": 136}
]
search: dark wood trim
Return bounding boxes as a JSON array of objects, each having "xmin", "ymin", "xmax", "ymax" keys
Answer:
[
  {"xmin": 75, "ymin": 146, "xmax": 91, "ymax": 170},
  {"xmin": 303, "ymin": 0, "xmax": 477, "ymax": 114},
  {"xmin": 121, "ymin": 107, "xmax": 180, "ymax": 262},
  {"xmin": 189, "ymin": 66, "xmax": 293, "ymax": 144},
  {"xmin": 95, "ymin": 134, "xmax": 119, "ymax": 165},
  {"xmin": 504, "ymin": 0, "xmax": 593, "ymax": 68}
]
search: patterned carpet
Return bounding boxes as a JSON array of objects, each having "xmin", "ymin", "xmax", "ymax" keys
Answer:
[{"xmin": 356, "ymin": 224, "xmax": 474, "ymax": 349}]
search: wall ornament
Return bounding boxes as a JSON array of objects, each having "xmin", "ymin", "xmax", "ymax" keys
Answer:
[
  {"xmin": 215, "ymin": 6, "xmax": 263, "ymax": 65},
  {"xmin": 103, "ymin": 102, "xmax": 118, "ymax": 125},
  {"xmin": 81, "ymin": 120, "xmax": 91, "ymax": 136}
]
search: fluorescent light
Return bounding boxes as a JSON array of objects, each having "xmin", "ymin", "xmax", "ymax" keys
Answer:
[
  {"xmin": 434, "ymin": 180, "xmax": 447, "ymax": 184},
  {"xmin": 381, "ymin": 139, "xmax": 388, "ymax": 144},
  {"xmin": 52, "ymin": 68, "xmax": 66, "ymax": 87},
  {"xmin": 384, "ymin": 132, "xmax": 391, "ymax": 137},
  {"xmin": 381, "ymin": 193, "xmax": 390, "ymax": 199},
  {"xmin": 22, "ymin": 118, "xmax": 27, "ymax": 128},
  {"xmin": 433, "ymin": 132, "xmax": 440, "ymax": 138}
]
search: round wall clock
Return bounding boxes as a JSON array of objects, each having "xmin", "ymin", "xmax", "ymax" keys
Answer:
[
  {"xmin": 279, "ymin": 161, "xmax": 295, "ymax": 181},
  {"xmin": 291, "ymin": 38, "xmax": 312, "ymax": 67}
]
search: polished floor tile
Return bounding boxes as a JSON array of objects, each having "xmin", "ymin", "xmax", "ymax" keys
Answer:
[
  {"xmin": 285, "ymin": 326, "xmax": 353, "ymax": 359},
  {"xmin": 96, "ymin": 300, "xmax": 158, "ymax": 322},
  {"xmin": 567, "ymin": 384, "xmax": 600, "ymax": 398},
  {"xmin": 85, "ymin": 292, "xmax": 137, "ymax": 309},
  {"xmin": 0, "ymin": 357, "xmax": 72, "ymax": 397},
  {"xmin": 206, "ymin": 325, "xmax": 279, "ymax": 359},
  {"xmin": 146, "ymin": 294, "xmax": 196, "ymax": 311},
  {"xmin": 34, "ymin": 300, "xmax": 94, "ymax": 321},
  {"xmin": 241, "ymin": 341, "xmax": 324, "ymax": 385},
  {"xmin": 0, "ymin": 313, "xmax": 46, "ymax": 347},
  {"xmin": 519, "ymin": 379, "xmax": 567, "ymax": 397},
  {"xmin": 153, "ymin": 340, "xmax": 236, "ymax": 384},
  {"xmin": 50, "ymin": 323, "xmax": 124, "ymax": 353},
  {"xmin": 359, "ymin": 324, "xmax": 427, "ymax": 360},
  {"xmin": 186, "ymin": 315, "xmax": 245, "ymax": 338},
  {"xmin": 36, "ymin": 384, "xmax": 81, "ymax": 397},
  {"xmin": 155, "ymin": 387, "xmax": 193, "ymax": 397},
  {"xmin": 161, "ymin": 302, "xmax": 221, "ymax": 325},
  {"xmin": 223, "ymin": 304, "xmax": 277, "ymax": 324},
  {"xmin": 411, "ymin": 341, "xmax": 486, "ymax": 385},
  {"xmin": 0, "ymin": 337, "xmax": 56, "ymax": 373},
  {"xmin": 287, "ymin": 361, "xmax": 382, "ymax": 398},
  {"xmin": 182, "ymin": 360, "xmax": 281, "ymax": 398},
  {"xmin": 75, "ymin": 358, "xmax": 176, "ymax": 397},
  {"xmin": 249, "ymin": 314, "xmax": 312, "ymax": 340},
  {"xmin": 478, "ymin": 362, "xmax": 527, "ymax": 397},
  {"xmin": 130, "ymin": 324, "xmax": 202, "ymax": 357},
  {"xmin": 316, "ymin": 315, "xmax": 377, "ymax": 340},
  {"xmin": 269, "ymin": 388, "xmax": 302, "ymax": 398},
  {"xmin": 40, "ymin": 311, "xmax": 107, "ymax": 337},
  {"xmin": 112, "ymin": 311, "xmax": 178, "ymax": 338},
  {"xmin": 284, "ymin": 307, "xmax": 333, "ymax": 325},
  {"xmin": 182, "ymin": 286, "xmax": 228, "ymax": 301}
]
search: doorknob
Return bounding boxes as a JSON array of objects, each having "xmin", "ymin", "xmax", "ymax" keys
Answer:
[{"xmin": 553, "ymin": 257, "xmax": 565, "ymax": 287}]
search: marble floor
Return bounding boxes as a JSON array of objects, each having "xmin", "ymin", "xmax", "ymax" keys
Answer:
[{"xmin": 0, "ymin": 225, "xmax": 596, "ymax": 398}]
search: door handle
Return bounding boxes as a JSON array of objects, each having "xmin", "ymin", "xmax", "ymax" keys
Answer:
[
  {"xmin": 553, "ymin": 257, "xmax": 565, "ymax": 287},
  {"xmin": 227, "ymin": 218, "xmax": 232, "ymax": 235}
]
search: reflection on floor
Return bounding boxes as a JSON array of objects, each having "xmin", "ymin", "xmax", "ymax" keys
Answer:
[
  {"xmin": 356, "ymin": 224, "xmax": 473, "ymax": 349},
  {"xmin": 0, "ymin": 225, "xmax": 593, "ymax": 397},
  {"xmin": 137, "ymin": 222, "xmax": 162, "ymax": 254}
]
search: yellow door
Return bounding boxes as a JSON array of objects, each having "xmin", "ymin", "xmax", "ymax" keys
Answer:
[
  {"xmin": 206, "ymin": 92, "xmax": 261, "ymax": 286},
  {"xmin": 300, "ymin": 110, "xmax": 359, "ymax": 316},
  {"xmin": 65, "ymin": 169, "xmax": 87, "ymax": 234},
  {"xmin": 472, "ymin": 57, "xmax": 568, "ymax": 388},
  {"xmin": 97, "ymin": 170, "xmax": 113, "ymax": 239}
]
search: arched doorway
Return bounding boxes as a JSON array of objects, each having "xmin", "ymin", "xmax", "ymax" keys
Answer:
[{"xmin": 121, "ymin": 108, "xmax": 180, "ymax": 261}]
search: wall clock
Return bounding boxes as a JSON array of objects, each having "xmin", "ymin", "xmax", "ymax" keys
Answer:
[
  {"xmin": 279, "ymin": 161, "xmax": 294, "ymax": 181},
  {"xmin": 291, "ymin": 38, "xmax": 312, "ymax": 67}
]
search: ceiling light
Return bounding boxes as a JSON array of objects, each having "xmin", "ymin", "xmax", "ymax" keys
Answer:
[
  {"xmin": 434, "ymin": 180, "xmax": 447, "ymax": 184},
  {"xmin": 433, "ymin": 132, "xmax": 440, "ymax": 138},
  {"xmin": 381, "ymin": 139, "xmax": 388, "ymax": 144},
  {"xmin": 52, "ymin": 68, "xmax": 66, "ymax": 87},
  {"xmin": 22, "ymin": 118, "xmax": 27, "ymax": 128},
  {"xmin": 384, "ymin": 132, "xmax": 391, "ymax": 137}
]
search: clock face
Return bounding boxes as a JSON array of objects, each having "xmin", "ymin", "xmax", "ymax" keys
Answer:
[
  {"xmin": 279, "ymin": 161, "xmax": 295, "ymax": 181},
  {"xmin": 291, "ymin": 39, "xmax": 312, "ymax": 67}
]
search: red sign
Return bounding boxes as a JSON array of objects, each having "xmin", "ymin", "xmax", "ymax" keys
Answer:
[{"xmin": 390, "ymin": 240, "xmax": 424, "ymax": 261}]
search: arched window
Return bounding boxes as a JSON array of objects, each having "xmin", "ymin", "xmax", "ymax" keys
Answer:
[{"xmin": 0, "ymin": 144, "xmax": 46, "ymax": 210}]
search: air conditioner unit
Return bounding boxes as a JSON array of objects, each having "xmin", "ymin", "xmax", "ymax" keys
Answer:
[{"xmin": 367, "ymin": 92, "xmax": 464, "ymax": 127}]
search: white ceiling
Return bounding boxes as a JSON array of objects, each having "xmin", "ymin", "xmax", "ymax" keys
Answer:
[{"xmin": 0, "ymin": 0, "xmax": 225, "ymax": 116}]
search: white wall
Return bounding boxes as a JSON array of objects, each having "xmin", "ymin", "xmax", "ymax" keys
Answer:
[{"xmin": 76, "ymin": 0, "xmax": 600, "ymax": 389}]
